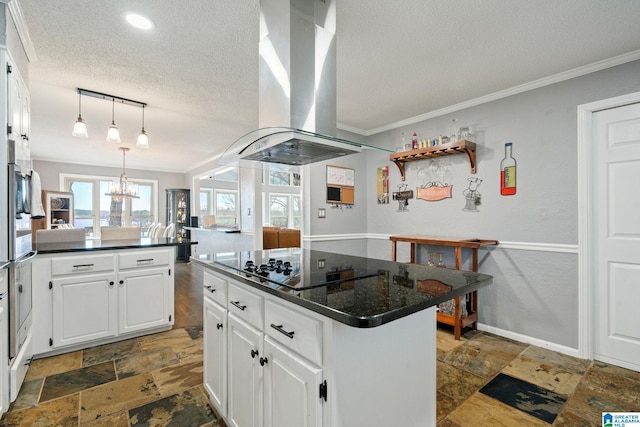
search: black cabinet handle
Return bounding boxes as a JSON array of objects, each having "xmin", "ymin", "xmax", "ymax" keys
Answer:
[
  {"xmin": 73, "ymin": 263, "xmax": 94, "ymax": 270},
  {"xmin": 109, "ymin": 281, "xmax": 114, "ymax": 287},
  {"xmin": 216, "ymin": 323, "xmax": 223, "ymax": 330},
  {"xmin": 119, "ymin": 280, "xmax": 124, "ymax": 285},
  {"xmin": 270, "ymin": 323, "xmax": 295, "ymax": 339},
  {"xmin": 251, "ymin": 349, "xmax": 259, "ymax": 358},
  {"xmin": 231, "ymin": 301, "xmax": 246, "ymax": 311},
  {"xmin": 205, "ymin": 286, "xmax": 216, "ymax": 293},
  {"xmin": 260, "ymin": 357, "xmax": 268, "ymax": 366}
]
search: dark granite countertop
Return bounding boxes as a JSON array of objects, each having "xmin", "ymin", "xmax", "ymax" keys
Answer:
[
  {"xmin": 185, "ymin": 226, "xmax": 241, "ymax": 233},
  {"xmin": 35, "ymin": 238, "xmax": 197, "ymax": 254},
  {"xmin": 191, "ymin": 249, "xmax": 493, "ymax": 328}
]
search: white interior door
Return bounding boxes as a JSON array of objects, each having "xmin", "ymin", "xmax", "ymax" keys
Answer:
[{"xmin": 592, "ymin": 102, "xmax": 640, "ymax": 371}]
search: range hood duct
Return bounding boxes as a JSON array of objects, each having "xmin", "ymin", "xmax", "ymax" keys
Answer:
[{"xmin": 219, "ymin": 0, "xmax": 390, "ymax": 167}]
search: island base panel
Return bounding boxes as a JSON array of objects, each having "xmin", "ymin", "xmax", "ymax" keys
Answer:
[{"xmin": 329, "ymin": 306, "xmax": 436, "ymax": 427}]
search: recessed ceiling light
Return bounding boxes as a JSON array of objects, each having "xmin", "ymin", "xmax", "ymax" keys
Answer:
[{"xmin": 125, "ymin": 13, "xmax": 155, "ymax": 30}]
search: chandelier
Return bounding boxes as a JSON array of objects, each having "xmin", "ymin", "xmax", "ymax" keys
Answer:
[{"xmin": 105, "ymin": 147, "xmax": 139, "ymax": 199}]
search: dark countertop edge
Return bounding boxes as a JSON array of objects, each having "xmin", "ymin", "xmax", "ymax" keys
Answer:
[
  {"xmin": 36, "ymin": 239, "xmax": 198, "ymax": 254},
  {"xmin": 190, "ymin": 257, "xmax": 493, "ymax": 329},
  {"xmin": 185, "ymin": 226, "xmax": 241, "ymax": 234}
]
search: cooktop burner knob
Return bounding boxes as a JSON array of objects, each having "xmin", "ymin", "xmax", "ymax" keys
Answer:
[
  {"xmin": 245, "ymin": 260, "xmax": 254, "ymax": 268},
  {"xmin": 283, "ymin": 261, "xmax": 291, "ymax": 268},
  {"xmin": 276, "ymin": 259, "xmax": 283, "ymax": 266}
]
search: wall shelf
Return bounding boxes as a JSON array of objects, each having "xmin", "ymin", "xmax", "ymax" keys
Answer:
[{"xmin": 390, "ymin": 139, "xmax": 476, "ymax": 181}]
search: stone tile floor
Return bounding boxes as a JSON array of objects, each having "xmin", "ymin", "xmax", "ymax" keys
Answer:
[{"xmin": 1, "ymin": 325, "xmax": 639, "ymax": 426}]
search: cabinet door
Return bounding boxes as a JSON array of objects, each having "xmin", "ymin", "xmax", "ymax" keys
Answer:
[
  {"xmin": 118, "ymin": 267, "xmax": 171, "ymax": 335},
  {"xmin": 228, "ymin": 314, "xmax": 263, "ymax": 427},
  {"xmin": 204, "ymin": 297, "xmax": 227, "ymax": 417},
  {"xmin": 52, "ymin": 273, "xmax": 117, "ymax": 347},
  {"xmin": 263, "ymin": 338, "xmax": 323, "ymax": 427},
  {"xmin": 0, "ymin": 305, "xmax": 8, "ymax": 414}
]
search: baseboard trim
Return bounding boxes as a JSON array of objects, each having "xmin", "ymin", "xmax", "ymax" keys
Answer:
[{"xmin": 478, "ymin": 323, "xmax": 583, "ymax": 359}]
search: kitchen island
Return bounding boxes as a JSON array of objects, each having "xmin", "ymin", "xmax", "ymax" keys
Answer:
[
  {"xmin": 31, "ymin": 237, "xmax": 195, "ymax": 357},
  {"xmin": 192, "ymin": 248, "xmax": 493, "ymax": 427}
]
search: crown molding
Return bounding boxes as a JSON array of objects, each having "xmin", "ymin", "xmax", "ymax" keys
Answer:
[
  {"xmin": 338, "ymin": 49, "xmax": 640, "ymax": 137},
  {"xmin": 5, "ymin": 0, "xmax": 37, "ymax": 62}
]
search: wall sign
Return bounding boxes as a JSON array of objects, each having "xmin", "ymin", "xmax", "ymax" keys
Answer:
[{"xmin": 377, "ymin": 166, "xmax": 389, "ymax": 204}]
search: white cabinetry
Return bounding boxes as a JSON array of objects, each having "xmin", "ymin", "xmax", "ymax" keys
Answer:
[
  {"xmin": 117, "ymin": 249, "xmax": 172, "ymax": 334},
  {"xmin": 228, "ymin": 313, "xmax": 264, "ymax": 427},
  {"xmin": 52, "ymin": 272, "xmax": 117, "ymax": 347},
  {"xmin": 33, "ymin": 248, "xmax": 175, "ymax": 356},
  {"xmin": 204, "ymin": 276, "xmax": 323, "ymax": 427},
  {"xmin": 0, "ymin": 305, "xmax": 8, "ymax": 415},
  {"xmin": 202, "ymin": 268, "xmax": 437, "ymax": 427},
  {"xmin": 263, "ymin": 337, "xmax": 322, "ymax": 427},
  {"xmin": 7, "ymin": 57, "xmax": 30, "ymax": 167},
  {"xmin": 204, "ymin": 296, "xmax": 227, "ymax": 416}
]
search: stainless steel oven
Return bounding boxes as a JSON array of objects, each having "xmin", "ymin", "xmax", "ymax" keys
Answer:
[{"xmin": 8, "ymin": 140, "xmax": 35, "ymax": 360}]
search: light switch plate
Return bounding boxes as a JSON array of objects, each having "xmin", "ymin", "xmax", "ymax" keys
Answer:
[{"xmin": 318, "ymin": 208, "xmax": 326, "ymax": 218}]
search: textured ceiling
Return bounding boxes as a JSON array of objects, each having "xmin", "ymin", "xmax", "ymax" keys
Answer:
[{"xmin": 17, "ymin": 0, "xmax": 640, "ymax": 173}]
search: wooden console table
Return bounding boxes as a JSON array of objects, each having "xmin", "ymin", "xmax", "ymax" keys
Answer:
[{"xmin": 390, "ymin": 235, "xmax": 498, "ymax": 339}]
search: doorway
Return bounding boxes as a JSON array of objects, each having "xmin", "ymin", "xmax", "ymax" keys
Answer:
[{"xmin": 578, "ymin": 92, "xmax": 640, "ymax": 371}]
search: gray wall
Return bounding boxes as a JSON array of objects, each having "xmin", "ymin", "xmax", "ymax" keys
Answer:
[
  {"xmin": 349, "ymin": 59, "xmax": 640, "ymax": 350},
  {"xmin": 33, "ymin": 159, "xmax": 187, "ymax": 224}
]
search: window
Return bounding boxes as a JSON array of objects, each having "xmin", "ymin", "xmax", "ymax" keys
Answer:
[
  {"xmin": 262, "ymin": 164, "xmax": 301, "ymax": 229},
  {"xmin": 63, "ymin": 174, "xmax": 157, "ymax": 237},
  {"xmin": 199, "ymin": 188, "xmax": 213, "ymax": 217},
  {"xmin": 268, "ymin": 164, "xmax": 300, "ymax": 186},
  {"xmin": 266, "ymin": 194, "xmax": 300, "ymax": 229},
  {"xmin": 215, "ymin": 190, "xmax": 238, "ymax": 225}
]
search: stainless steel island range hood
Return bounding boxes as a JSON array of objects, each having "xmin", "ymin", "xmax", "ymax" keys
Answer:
[{"xmin": 219, "ymin": 0, "xmax": 390, "ymax": 167}]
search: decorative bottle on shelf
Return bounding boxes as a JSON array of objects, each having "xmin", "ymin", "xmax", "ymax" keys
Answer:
[
  {"xmin": 412, "ymin": 132, "xmax": 418, "ymax": 149},
  {"xmin": 500, "ymin": 142, "xmax": 517, "ymax": 195}
]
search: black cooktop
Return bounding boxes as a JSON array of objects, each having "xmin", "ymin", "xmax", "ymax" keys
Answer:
[{"xmin": 212, "ymin": 248, "xmax": 384, "ymax": 290}]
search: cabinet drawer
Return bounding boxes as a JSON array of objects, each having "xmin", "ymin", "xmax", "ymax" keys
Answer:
[
  {"xmin": 118, "ymin": 249, "xmax": 170, "ymax": 270},
  {"xmin": 51, "ymin": 253, "xmax": 116, "ymax": 276},
  {"xmin": 265, "ymin": 300, "xmax": 322, "ymax": 365},
  {"xmin": 203, "ymin": 270, "xmax": 228, "ymax": 307},
  {"xmin": 227, "ymin": 283, "xmax": 263, "ymax": 329}
]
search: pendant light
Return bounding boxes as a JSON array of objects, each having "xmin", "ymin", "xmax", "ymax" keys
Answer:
[
  {"xmin": 72, "ymin": 90, "xmax": 88, "ymax": 138},
  {"xmin": 136, "ymin": 104, "xmax": 149, "ymax": 148},
  {"xmin": 105, "ymin": 147, "xmax": 139, "ymax": 199},
  {"xmin": 106, "ymin": 98, "xmax": 121, "ymax": 143},
  {"xmin": 75, "ymin": 89, "xmax": 148, "ymax": 145}
]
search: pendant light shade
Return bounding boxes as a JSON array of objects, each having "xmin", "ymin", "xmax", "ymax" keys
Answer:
[
  {"xmin": 136, "ymin": 105, "xmax": 150, "ymax": 149},
  {"xmin": 72, "ymin": 91, "xmax": 88, "ymax": 138},
  {"xmin": 106, "ymin": 98, "xmax": 121, "ymax": 143}
]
